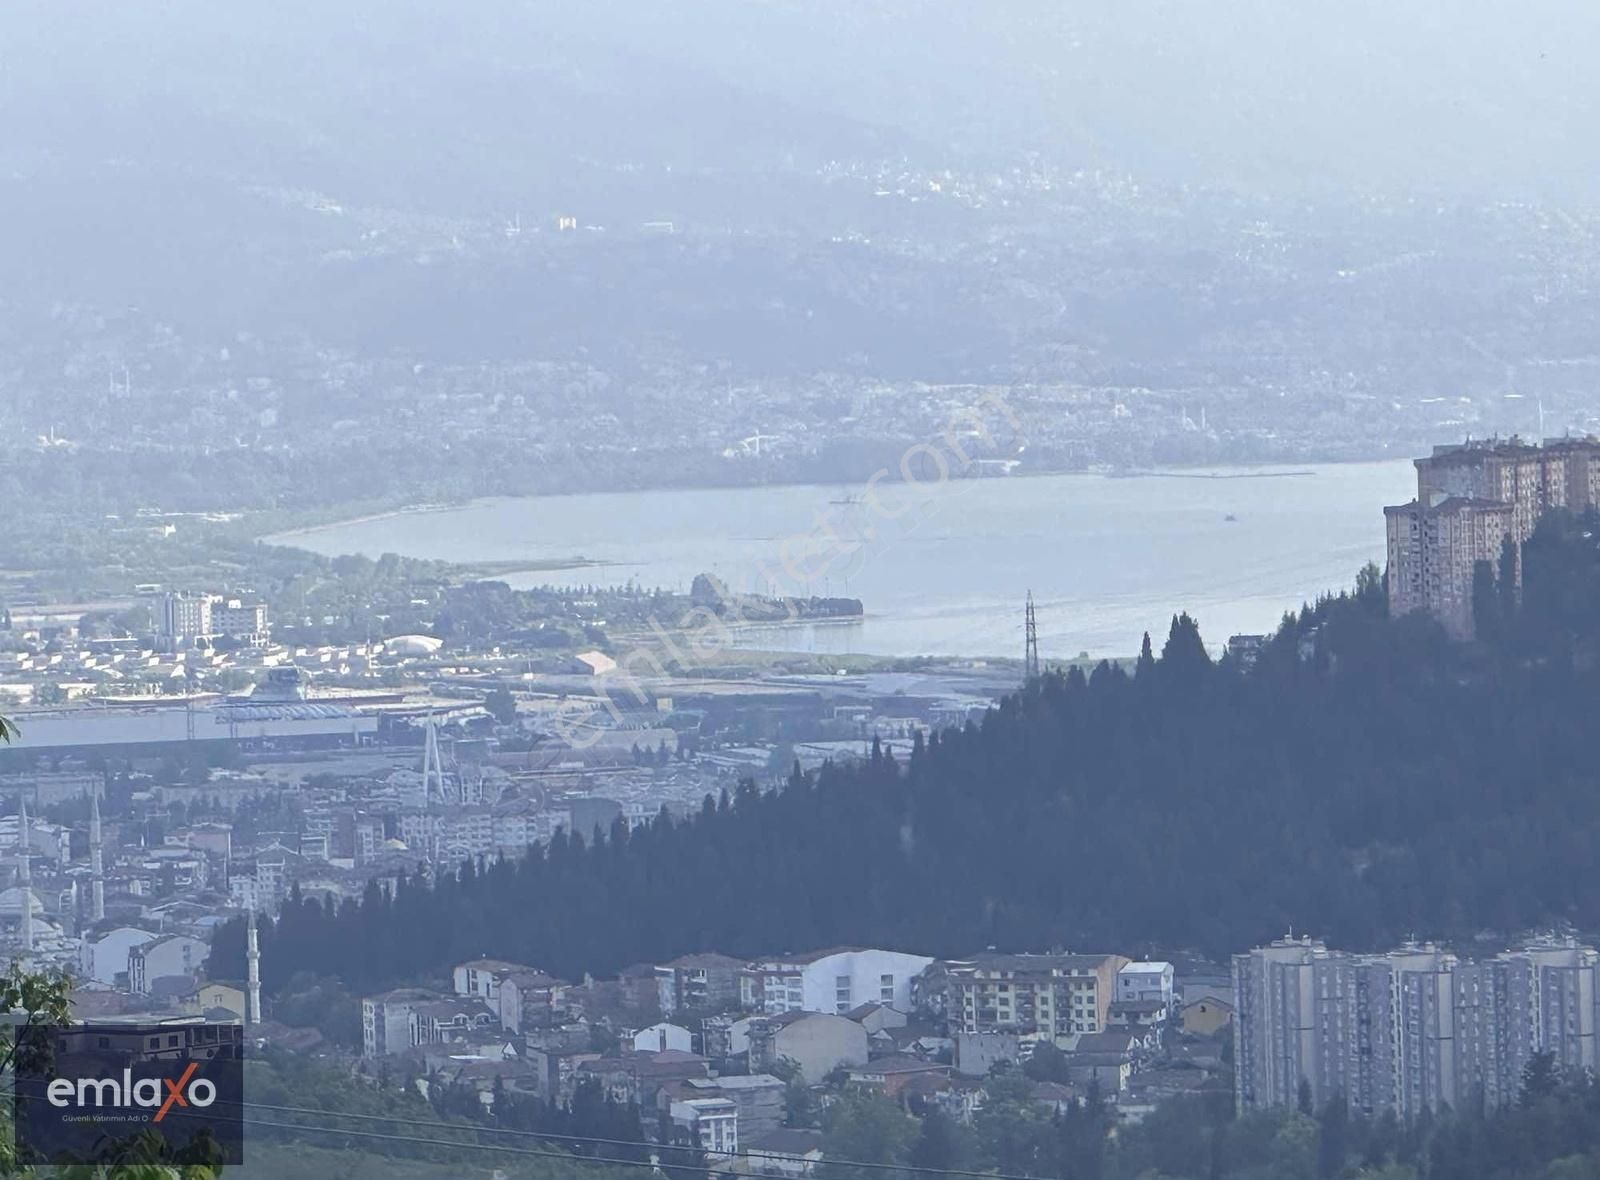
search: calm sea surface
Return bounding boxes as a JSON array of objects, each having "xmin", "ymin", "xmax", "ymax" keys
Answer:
[{"xmin": 272, "ymin": 461, "xmax": 1416, "ymax": 659}]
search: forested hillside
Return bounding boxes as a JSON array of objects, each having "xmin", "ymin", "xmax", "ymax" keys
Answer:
[{"xmin": 224, "ymin": 510, "xmax": 1600, "ymax": 994}]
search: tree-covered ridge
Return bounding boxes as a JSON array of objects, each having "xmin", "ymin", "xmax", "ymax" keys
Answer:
[{"xmin": 226, "ymin": 511, "xmax": 1600, "ymax": 994}]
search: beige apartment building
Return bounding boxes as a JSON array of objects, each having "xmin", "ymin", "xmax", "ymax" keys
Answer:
[
  {"xmin": 946, "ymin": 952, "xmax": 1130, "ymax": 1044},
  {"xmin": 1384, "ymin": 437, "xmax": 1600, "ymax": 636}
]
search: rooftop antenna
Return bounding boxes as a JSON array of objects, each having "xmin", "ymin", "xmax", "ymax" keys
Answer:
[{"xmin": 1024, "ymin": 592, "xmax": 1040, "ymax": 681}]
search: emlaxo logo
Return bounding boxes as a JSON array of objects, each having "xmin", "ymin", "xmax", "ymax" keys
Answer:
[
  {"xmin": 47, "ymin": 1061, "xmax": 216, "ymax": 1123},
  {"xmin": 15, "ymin": 1023, "xmax": 245, "ymax": 1167}
]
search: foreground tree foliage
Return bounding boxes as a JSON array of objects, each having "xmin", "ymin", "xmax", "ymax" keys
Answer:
[
  {"xmin": 220, "ymin": 1047, "xmax": 1600, "ymax": 1180},
  {"xmin": 244, "ymin": 1052, "xmax": 639, "ymax": 1180},
  {"xmin": 0, "ymin": 961, "xmax": 221, "ymax": 1179},
  {"xmin": 806, "ymin": 1063, "xmax": 1600, "ymax": 1179},
  {"xmin": 1115, "ymin": 1060, "xmax": 1600, "ymax": 1180}
]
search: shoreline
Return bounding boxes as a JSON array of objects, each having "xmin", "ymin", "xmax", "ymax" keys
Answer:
[
  {"xmin": 263, "ymin": 501, "xmax": 461, "ymax": 542},
  {"xmin": 261, "ymin": 456, "xmax": 1402, "ymax": 549},
  {"xmin": 1107, "ymin": 469, "xmax": 1317, "ymax": 480}
]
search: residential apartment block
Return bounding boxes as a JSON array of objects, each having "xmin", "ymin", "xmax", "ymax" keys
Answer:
[
  {"xmin": 363, "ymin": 987, "xmax": 437, "ymax": 1057},
  {"xmin": 452, "ymin": 958, "xmax": 527, "ymax": 1003},
  {"xmin": 746, "ymin": 1011, "xmax": 869, "ymax": 1084},
  {"xmin": 156, "ymin": 591, "xmax": 271, "ymax": 651},
  {"xmin": 128, "ymin": 933, "xmax": 208, "ymax": 995},
  {"xmin": 669, "ymin": 1097, "xmax": 738, "ymax": 1156},
  {"xmin": 211, "ymin": 599, "xmax": 271, "ymax": 647},
  {"xmin": 656, "ymin": 952, "xmax": 745, "ymax": 1015},
  {"xmin": 673, "ymin": 1074, "xmax": 786, "ymax": 1141},
  {"xmin": 409, "ymin": 997, "xmax": 497, "ymax": 1047},
  {"xmin": 1117, "ymin": 961, "xmax": 1176, "ymax": 1006},
  {"xmin": 499, "ymin": 970, "xmax": 571, "ymax": 1034},
  {"xmin": 945, "ymin": 952, "xmax": 1130, "ymax": 1044},
  {"xmin": 1235, "ymin": 936, "xmax": 1600, "ymax": 1117},
  {"xmin": 1384, "ymin": 437, "xmax": 1600, "ymax": 636},
  {"xmin": 158, "ymin": 592, "xmax": 214, "ymax": 651},
  {"xmin": 737, "ymin": 947, "xmax": 933, "ymax": 1016}
]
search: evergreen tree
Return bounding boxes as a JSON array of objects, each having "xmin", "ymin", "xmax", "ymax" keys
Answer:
[
  {"xmin": 1471, "ymin": 558, "xmax": 1502, "ymax": 644},
  {"xmin": 1521, "ymin": 1052, "xmax": 1561, "ymax": 1105},
  {"xmin": 821, "ymin": 1092, "xmax": 916, "ymax": 1180},
  {"xmin": 908, "ymin": 1110, "xmax": 973, "ymax": 1180},
  {"xmin": 1136, "ymin": 631, "xmax": 1156, "ymax": 679},
  {"xmin": 1317, "ymin": 1093, "xmax": 1349, "ymax": 1179},
  {"xmin": 1159, "ymin": 611, "xmax": 1212, "ymax": 688},
  {"xmin": 484, "ymin": 687, "xmax": 518, "ymax": 725}
]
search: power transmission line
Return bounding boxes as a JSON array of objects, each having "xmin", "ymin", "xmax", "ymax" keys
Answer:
[
  {"xmin": 241, "ymin": 1116, "xmax": 710, "ymax": 1174},
  {"xmin": 231, "ymin": 1099, "xmax": 1060, "ymax": 1180}
]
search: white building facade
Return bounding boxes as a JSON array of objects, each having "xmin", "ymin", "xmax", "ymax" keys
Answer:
[
  {"xmin": 739, "ymin": 948, "xmax": 934, "ymax": 1016},
  {"xmin": 1117, "ymin": 961, "xmax": 1175, "ymax": 1006},
  {"xmin": 80, "ymin": 926, "xmax": 158, "ymax": 986},
  {"xmin": 128, "ymin": 933, "xmax": 208, "ymax": 994},
  {"xmin": 633, "ymin": 1022, "xmax": 694, "ymax": 1053},
  {"xmin": 670, "ymin": 1098, "xmax": 738, "ymax": 1156}
]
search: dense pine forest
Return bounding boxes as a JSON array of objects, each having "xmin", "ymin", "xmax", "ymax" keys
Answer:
[{"xmin": 221, "ymin": 509, "xmax": 1600, "ymax": 996}]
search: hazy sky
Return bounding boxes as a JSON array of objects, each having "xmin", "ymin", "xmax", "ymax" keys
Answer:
[{"xmin": 5, "ymin": 0, "xmax": 1599, "ymax": 203}]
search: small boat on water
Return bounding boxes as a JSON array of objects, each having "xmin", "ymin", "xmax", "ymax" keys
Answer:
[{"xmin": 1224, "ymin": 513, "xmax": 1239, "ymax": 522}]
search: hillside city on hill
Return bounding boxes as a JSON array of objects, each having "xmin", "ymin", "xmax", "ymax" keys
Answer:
[{"xmin": 4, "ymin": 435, "xmax": 1600, "ymax": 1174}]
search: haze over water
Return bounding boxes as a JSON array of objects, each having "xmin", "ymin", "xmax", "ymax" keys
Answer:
[{"xmin": 277, "ymin": 461, "xmax": 1416, "ymax": 659}]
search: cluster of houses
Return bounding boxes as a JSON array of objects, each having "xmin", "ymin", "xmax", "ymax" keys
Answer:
[
  {"xmin": 359, "ymin": 947, "xmax": 1237, "ymax": 1170},
  {"xmin": 4, "ymin": 766, "xmax": 1238, "ymax": 1158},
  {"xmin": 0, "ymin": 772, "xmax": 243, "ymax": 1023}
]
